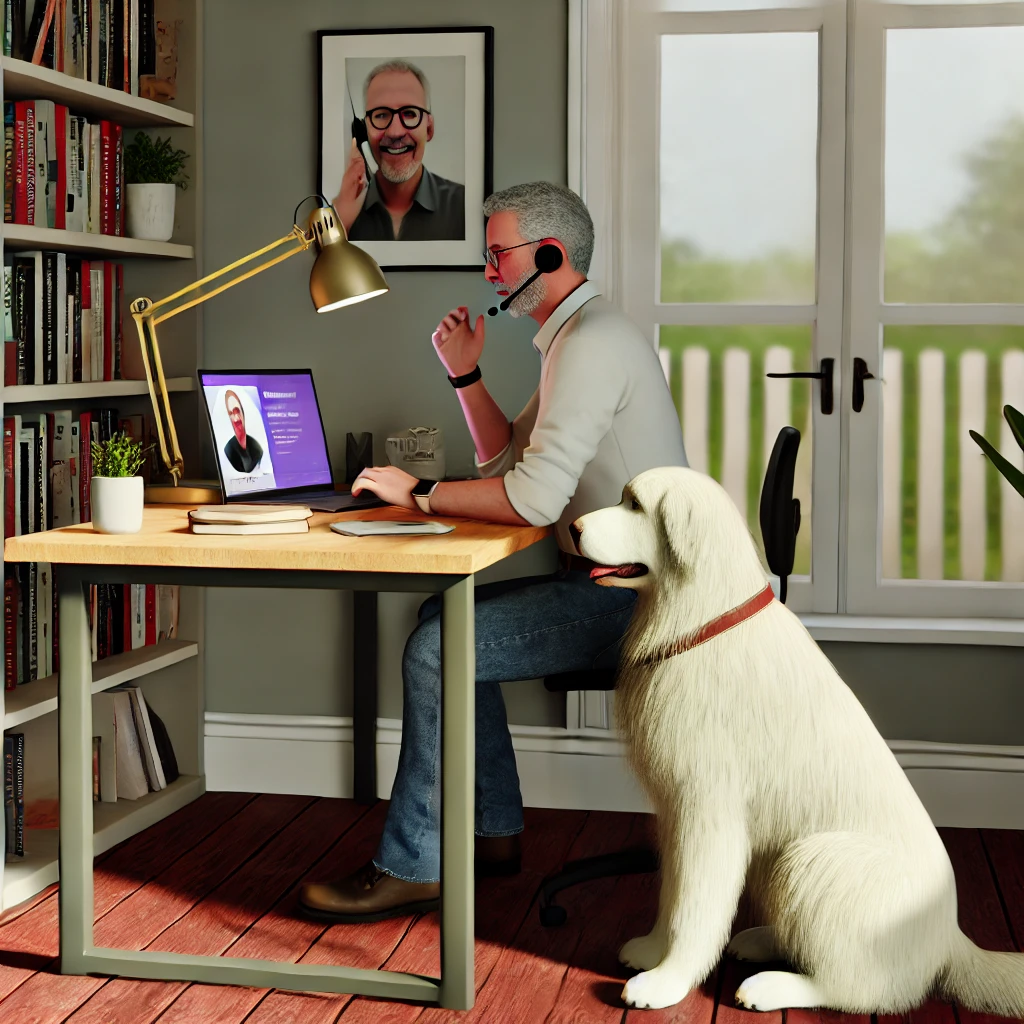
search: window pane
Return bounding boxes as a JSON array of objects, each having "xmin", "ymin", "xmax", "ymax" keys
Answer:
[
  {"xmin": 660, "ymin": 325, "xmax": 813, "ymax": 577},
  {"xmin": 659, "ymin": 34, "xmax": 819, "ymax": 304},
  {"xmin": 885, "ymin": 28, "xmax": 1024, "ymax": 303},
  {"xmin": 881, "ymin": 326, "xmax": 1024, "ymax": 583}
]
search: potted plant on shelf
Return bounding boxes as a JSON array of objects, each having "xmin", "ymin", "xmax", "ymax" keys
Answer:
[
  {"xmin": 90, "ymin": 433, "xmax": 153, "ymax": 534},
  {"xmin": 123, "ymin": 131, "xmax": 189, "ymax": 243},
  {"xmin": 969, "ymin": 404, "xmax": 1024, "ymax": 499}
]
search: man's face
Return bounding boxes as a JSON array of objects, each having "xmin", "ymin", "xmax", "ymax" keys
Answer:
[
  {"xmin": 484, "ymin": 211, "xmax": 548, "ymax": 318},
  {"xmin": 227, "ymin": 397, "xmax": 246, "ymax": 445},
  {"xmin": 364, "ymin": 71, "xmax": 433, "ymax": 185}
]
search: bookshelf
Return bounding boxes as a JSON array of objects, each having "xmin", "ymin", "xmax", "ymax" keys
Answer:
[{"xmin": 0, "ymin": 0, "xmax": 205, "ymax": 910}]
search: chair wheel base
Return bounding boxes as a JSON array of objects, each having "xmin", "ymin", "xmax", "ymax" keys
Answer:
[{"xmin": 540, "ymin": 904, "xmax": 567, "ymax": 927}]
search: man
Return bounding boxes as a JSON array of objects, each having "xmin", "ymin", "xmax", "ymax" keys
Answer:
[
  {"xmin": 334, "ymin": 59, "xmax": 465, "ymax": 242},
  {"xmin": 298, "ymin": 181, "xmax": 688, "ymax": 922},
  {"xmin": 222, "ymin": 389, "xmax": 263, "ymax": 474}
]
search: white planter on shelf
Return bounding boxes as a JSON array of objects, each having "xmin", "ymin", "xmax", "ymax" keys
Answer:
[
  {"xmin": 126, "ymin": 183, "xmax": 176, "ymax": 242},
  {"xmin": 91, "ymin": 476, "xmax": 144, "ymax": 534}
]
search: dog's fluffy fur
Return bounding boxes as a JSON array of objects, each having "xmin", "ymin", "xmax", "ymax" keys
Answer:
[{"xmin": 574, "ymin": 466, "xmax": 1024, "ymax": 1014}]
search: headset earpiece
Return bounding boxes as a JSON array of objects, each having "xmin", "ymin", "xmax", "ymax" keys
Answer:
[
  {"xmin": 351, "ymin": 116, "xmax": 368, "ymax": 149},
  {"xmin": 534, "ymin": 244, "xmax": 563, "ymax": 274}
]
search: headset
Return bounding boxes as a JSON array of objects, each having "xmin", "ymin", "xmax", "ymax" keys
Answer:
[{"xmin": 487, "ymin": 244, "xmax": 564, "ymax": 316}]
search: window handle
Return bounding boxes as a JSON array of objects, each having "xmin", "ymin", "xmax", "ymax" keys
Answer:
[
  {"xmin": 853, "ymin": 357, "xmax": 875, "ymax": 413},
  {"xmin": 766, "ymin": 357, "xmax": 833, "ymax": 415}
]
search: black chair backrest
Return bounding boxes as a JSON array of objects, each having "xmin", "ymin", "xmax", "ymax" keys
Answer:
[{"xmin": 759, "ymin": 426, "xmax": 801, "ymax": 604}]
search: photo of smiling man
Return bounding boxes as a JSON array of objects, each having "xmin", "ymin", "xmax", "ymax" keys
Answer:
[{"xmin": 334, "ymin": 58, "xmax": 466, "ymax": 243}]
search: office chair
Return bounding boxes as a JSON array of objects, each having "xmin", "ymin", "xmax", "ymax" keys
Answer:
[{"xmin": 537, "ymin": 427, "xmax": 802, "ymax": 926}]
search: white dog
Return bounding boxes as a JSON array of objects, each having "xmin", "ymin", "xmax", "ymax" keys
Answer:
[{"xmin": 573, "ymin": 465, "xmax": 1024, "ymax": 1014}]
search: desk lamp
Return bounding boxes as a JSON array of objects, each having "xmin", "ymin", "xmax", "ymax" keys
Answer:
[{"xmin": 131, "ymin": 194, "xmax": 389, "ymax": 504}]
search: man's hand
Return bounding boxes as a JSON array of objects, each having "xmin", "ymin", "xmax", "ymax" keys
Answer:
[
  {"xmin": 351, "ymin": 465, "xmax": 419, "ymax": 510},
  {"xmin": 333, "ymin": 138, "xmax": 369, "ymax": 233},
  {"xmin": 432, "ymin": 306, "xmax": 485, "ymax": 378}
]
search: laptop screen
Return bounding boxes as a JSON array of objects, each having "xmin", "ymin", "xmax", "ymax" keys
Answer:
[{"xmin": 199, "ymin": 370, "xmax": 334, "ymax": 500}]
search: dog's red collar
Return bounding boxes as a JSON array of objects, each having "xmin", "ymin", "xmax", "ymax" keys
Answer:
[{"xmin": 635, "ymin": 583, "xmax": 776, "ymax": 667}]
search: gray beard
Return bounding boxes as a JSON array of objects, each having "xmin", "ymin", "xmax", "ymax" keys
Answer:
[
  {"xmin": 378, "ymin": 155, "xmax": 422, "ymax": 184},
  {"xmin": 503, "ymin": 266, "xmax": 546, "ymax": 318}
]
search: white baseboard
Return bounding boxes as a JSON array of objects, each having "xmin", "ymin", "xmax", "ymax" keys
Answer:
[{"xmin": 204, "ymin": 713, "xmax": 1024, "ymax": 829}]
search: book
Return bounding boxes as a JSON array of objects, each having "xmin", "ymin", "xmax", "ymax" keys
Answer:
[
  {"xmin": 190, "ymin": 519, "xmax": 310, "ymax": 536},
  {"xmin": 122, "ymin": 682, "xmax": 165, "ymax": 790},
  {"xmin": 188, "ymin": 504, "xmax": 312, "ymax": 525}
]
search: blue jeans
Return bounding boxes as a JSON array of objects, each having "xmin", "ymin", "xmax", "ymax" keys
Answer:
[{"xmin": 373, "ymin": 568, "xmax": 638, "ymax": 883}]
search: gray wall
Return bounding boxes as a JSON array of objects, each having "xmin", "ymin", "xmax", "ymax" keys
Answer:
[
  {"xmin": 202, "ymin": 0, "xmax": 566, "ymax": 725},
  {"xmin": 202, "ymin": 0, "xmax": 1024, "ymax": 746}
]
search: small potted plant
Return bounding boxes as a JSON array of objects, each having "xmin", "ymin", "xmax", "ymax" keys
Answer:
[
  {"xmin": 90, "ymin": 433, "xmax": 152, "ymax": 534},
  {"xmin": 123, "ymin": 131, "xmax": 189, "ymax": 242}
]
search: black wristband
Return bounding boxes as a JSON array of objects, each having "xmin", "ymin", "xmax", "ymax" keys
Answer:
[{"xmin": 448, "ymin": 366, "xmax": 482, "ymax": 389}]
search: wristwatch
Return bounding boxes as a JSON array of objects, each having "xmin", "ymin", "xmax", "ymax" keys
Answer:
[{"xmin": 411, "ymin": 479, "xmax": 440, "ymax": 515}]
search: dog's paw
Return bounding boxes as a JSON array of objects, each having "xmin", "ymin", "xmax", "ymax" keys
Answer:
[
  {"xmin": 622, "ymin": 968, "xmax": 691, "ymax": 1009},
  {"xmin": 619, "ymin": 934, "xmax": 664, "ymax": 972},
  {"xmin": 734, "ymin": 970, "xmax": 823, "ymax": 1012},
  {"xmin": 727, "ymin": 926, "xmax": 781, "ymax": 963}
]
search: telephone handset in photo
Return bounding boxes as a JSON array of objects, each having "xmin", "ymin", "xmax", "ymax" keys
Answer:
[{"xmin": 347, "ymin": 78, "xmax": 377, "ymax": 179}]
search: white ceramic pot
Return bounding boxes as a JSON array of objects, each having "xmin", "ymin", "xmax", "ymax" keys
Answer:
[
  {"xmin": 126, "ymin": 182, "xmax": 176, "ymax": 242},
  {"xmin": 91, "ymin": 476, "xmax": 144, "ymax": 534}
]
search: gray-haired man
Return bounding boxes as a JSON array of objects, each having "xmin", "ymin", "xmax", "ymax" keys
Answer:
[
  {"xmin": 299, "ymin": 181, "xmax": 688, "ymax": 922},
  {"xmin": 335, "ymin": 59, "xmax": 465, "ymax": 242}
]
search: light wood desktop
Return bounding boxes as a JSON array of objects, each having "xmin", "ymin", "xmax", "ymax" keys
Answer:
[{"xmin": 4, "ymin": 505, "xmax": 549, "ymax": 1010}]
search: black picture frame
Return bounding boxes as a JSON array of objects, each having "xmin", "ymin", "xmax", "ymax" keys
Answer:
[{"xmin": 317, "ymin": 26, "xmax": 494, "ymax": 272}]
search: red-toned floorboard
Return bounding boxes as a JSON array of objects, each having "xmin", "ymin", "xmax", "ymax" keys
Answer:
[{"xmin": 0, "ymin": 797, "xmax": 1018, "ymax": 1024}]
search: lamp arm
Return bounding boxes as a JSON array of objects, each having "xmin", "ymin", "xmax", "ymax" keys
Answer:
[{"xmin": 131, "ymin": 224, "xmax": 315, "ymax": 486}]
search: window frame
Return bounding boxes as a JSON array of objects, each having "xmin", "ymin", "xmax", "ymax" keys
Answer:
[
  {"xmin": 617, "ymin": 0, "xmax": 849, "ymax": 614},
  {"xmin": 843, "ymin": 0, "xmax": 1024, "ymax": 617}
]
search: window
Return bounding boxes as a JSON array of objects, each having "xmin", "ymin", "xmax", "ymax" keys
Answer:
[{"xmin": 590, "ymin": 0, "xmax": 1024, "ymax": 617}]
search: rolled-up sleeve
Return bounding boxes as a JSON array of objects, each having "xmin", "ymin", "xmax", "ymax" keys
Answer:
[
  {"xmin": 502, "ymin": 327, "xmax": 625, "ymax": 526},
  {"xmin": 475, "ymin": 388, "xmax": 539, "ymax": 478}
]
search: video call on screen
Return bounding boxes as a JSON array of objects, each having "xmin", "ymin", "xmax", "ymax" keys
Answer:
[{"xmin": 202, "ymin": 373, "xmax": 332, "ymax": 498}]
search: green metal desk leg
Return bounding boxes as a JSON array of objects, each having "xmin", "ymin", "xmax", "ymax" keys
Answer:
[
  {"xmin": 56, "ymin": 569, "xmax": 95, "ymax": 974},
  {"xmin": 439, "ymin": 574, "xmax": 475, "ymax": 1010}
]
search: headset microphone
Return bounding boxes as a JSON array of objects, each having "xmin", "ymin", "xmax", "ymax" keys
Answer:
[{"xmin": 487, "ymin": 244, "xmax": 563, "ymax": 316}]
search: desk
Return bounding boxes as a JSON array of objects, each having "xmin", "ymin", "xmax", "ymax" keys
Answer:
[{"xmin": 3, "ymin": 505, "xmax": 548, "ymax": 1010}]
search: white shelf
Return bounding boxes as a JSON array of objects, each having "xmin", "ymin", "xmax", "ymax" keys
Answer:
[
  {"xmin": 3, "ymin": 376, "xmax": 193, "ymax": 404},
  {"xmin": 2, "ymin": 225, "xmax": 193, "ymax": 259},
  {"xmin": 1, "ymin": 57, "xmax": 194, "ymax": 128},
  {"xmin": 1, "ymin": 774, "xmax": 205, "ymax": 910},
  {"xmin": 3, "ymin": 639, "xmax": 198, "ymax": 729}
]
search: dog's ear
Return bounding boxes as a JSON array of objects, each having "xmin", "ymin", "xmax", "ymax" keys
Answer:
[{"xmin": 659, "ymin": 486, "xmax": 693, "ymax": 572}]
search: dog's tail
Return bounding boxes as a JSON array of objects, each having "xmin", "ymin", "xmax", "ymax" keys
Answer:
[{"xmin": 938, "ymin": 930, "xmax": 1024, "ymax": 1016}]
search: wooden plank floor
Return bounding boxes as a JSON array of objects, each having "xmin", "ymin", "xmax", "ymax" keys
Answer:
[{"xmin": 0, "ymin": 793, "xmax": 1019, "ymax": 1023}]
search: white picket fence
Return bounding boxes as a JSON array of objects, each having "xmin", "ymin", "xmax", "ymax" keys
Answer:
[{"xmin": 661, "ymin": 345, "xmax": 1024, "ymax": 582}]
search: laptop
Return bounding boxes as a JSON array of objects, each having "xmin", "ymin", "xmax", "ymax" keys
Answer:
[{"xmin": 198, "ymin": 368, "xmax": 386, "ymax": 512}]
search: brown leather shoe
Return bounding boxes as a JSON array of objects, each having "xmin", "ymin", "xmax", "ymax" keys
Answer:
[
  {"xmin": 297, "ymin": 861, "xmax": 440, "ymax": 924},
  {"xmin": 475, "ymin": 833, "xmax": 522, "ymax": 877}
]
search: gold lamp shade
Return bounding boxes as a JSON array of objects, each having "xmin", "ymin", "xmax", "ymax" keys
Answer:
[{"xmin": 307, "ymin": 205, "xmax": 389, "ymax": 312}]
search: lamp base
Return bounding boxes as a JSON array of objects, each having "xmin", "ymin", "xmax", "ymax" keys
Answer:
[{"xmin": 145, "ymin": 479, "xmax": 222, "ymax": 505}]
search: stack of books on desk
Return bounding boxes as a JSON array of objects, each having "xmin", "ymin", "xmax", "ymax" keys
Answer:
[{"xmin": 188, "ymin": 505, "xmax": 313, "ymax": 535}]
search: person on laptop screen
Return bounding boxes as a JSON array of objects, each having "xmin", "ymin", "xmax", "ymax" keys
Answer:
[{"xmin": 223, "ymin": 389, "xmax": 264, "ymax": 473}]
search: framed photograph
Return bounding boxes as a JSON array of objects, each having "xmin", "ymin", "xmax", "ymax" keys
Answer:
[{"xmin": 318, "ymin": 26, "xmax": 494, "ymax": 272}]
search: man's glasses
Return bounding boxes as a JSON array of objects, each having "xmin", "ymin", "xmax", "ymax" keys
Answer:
[
  {"xmin": 365, "ymin": 105, "xmax": 430, "ymax": 131},
  {"xmin": 483, "ymin": 239, "xmax": 543, "ymax": 270}
]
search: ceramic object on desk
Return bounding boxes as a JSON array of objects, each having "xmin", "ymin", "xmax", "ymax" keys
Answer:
[
  {"xmin": 386, "ymin": 426, "xmax": 445, "ymax": 481},
  {"xmin": 91, "ymin": 476, "xmax": 144, "ymax": 534},
  {"xmin": 126, "ymin": 182, "xmax": 176, "ymax": 242}
]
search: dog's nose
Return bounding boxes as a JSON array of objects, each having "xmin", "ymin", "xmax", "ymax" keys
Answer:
[{"xmin": 569, "ymin": 522, "xmax": 583, "ymax": 552}]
